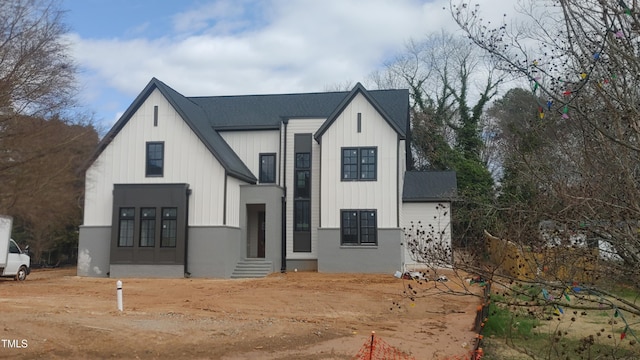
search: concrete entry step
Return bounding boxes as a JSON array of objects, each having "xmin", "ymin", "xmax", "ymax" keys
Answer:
[{"xmin": 230, "ymin": 259, "xmax": 273, "ymax": 279}]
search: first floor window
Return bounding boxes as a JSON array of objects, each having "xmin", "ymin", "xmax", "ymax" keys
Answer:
[
  {"xmin": 341, "ymin": 210, "xmax": 377, "ymax": 245},
  {"xmin": 139, "ymin": 208, "xmax": 156, "ymax": 247},
  {"xmin": 294, "ymin": 200, "xmax": 310, "ymax": 231},
  {"xmin": 118, "ymin": 208, "xmax": 135, "ymax": 247},
  {"xmin": 161, "ymin": 207, "xmax": 178, "ymax": 247}
]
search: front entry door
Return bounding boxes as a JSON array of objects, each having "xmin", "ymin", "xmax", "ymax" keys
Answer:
[{"xmin": 257, "ymin": 211, "xmax": 266, "ymax": 258}]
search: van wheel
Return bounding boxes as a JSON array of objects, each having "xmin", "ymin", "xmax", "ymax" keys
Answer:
[{"xmin": 15, "ymin": 266, "xmax": 27, "ymax": 281}]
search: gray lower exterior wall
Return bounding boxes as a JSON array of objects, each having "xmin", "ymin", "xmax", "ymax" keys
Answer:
[
  {"xmin": 78, "ymin": 225, "xmax": 244, "ymax": 278},
  {"xmin": 188, "ymin": 226, "xmax": 242, "ymax": 278},
  {"xmin": 110, "ymin": 264, "xmax": 184, "ymax": 278},
  {"xmin": 240, "ymin": 184, "xmax": 284, "ymax": 272},
  {"xmin": 317, "ymin": 228, "xmax": 403, "ymax": 273},
  {"xmin": 287, "ymin": 259, "xmax": 317, "ymax": 271},
  {"xmin": 77, "ymin": 226, "xmax": 111, "ymax": 277}
]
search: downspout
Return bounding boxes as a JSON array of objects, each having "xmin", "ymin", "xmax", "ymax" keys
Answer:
[
  {"xmin": 281, "ymin": 119, "xmax": 288, "ymax": 272},
  {"xmin": 223, "ymin": 171, "xmax": 228, "ymax": 225},
  {"xmin": 184, "ymin": 187, "xmax": 192, "ymax": 277}
]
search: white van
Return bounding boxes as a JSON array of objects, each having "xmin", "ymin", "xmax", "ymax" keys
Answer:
[{"xmin": 0, "ymin": 215, "xmax": 31, "ymax": 281}]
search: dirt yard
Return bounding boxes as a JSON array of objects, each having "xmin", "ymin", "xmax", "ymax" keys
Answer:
[{"xmin": 0, "ymin": 268, "xmax": 481, "ymax": 359}]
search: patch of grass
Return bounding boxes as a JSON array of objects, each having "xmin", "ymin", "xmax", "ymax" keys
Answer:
[
  {"xmin": 482, "ymin": 303, "xmax": 639, "ymax": 359},
  {"xmin": 483, "ymin": 302, "xmax": 539, "ymax": 339}
]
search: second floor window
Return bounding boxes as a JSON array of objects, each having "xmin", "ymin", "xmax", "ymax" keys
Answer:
[
  {"xmin": 146, "ymin": 142, "xmax": 164, "ymax": 177},
  {"xmin": 259, "ymin": 153, "xmax": 276, "ymax": 183},
  {"xmin": 341, "ymin": 147, "xmax": 377, "ymax": 181}
]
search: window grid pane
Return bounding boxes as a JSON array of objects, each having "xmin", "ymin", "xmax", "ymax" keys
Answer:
[
  {"xmin": 118, "ymin": 207, "xmax": 135, "ymax": 247},
  {"xmin": 294, "ymin": 200, "xmax": 310, "ymax": 231},
  {"xmin": 146, "ymin": 142, "xmax": 164, "ymax": 176},
  {"xmin": 360, "ymin": 148, "xmax": 377, "ymax": 180},
  {"xmin": 342, "ymin": 149, "xmax": 358, "ymax": 180},
  {"xmin": 140, "ymin": 208, "xmax": 156, "ymax": 247},
  {"xmin": 341, "ymin": 211, "xmax": 359, "ymax": 244},
  {"xmin": 295, "ymin": 170, "xmax": 310, "ymax": 198},
  {"xmin": 296, "ymin": 153, "xmax": 310, "ymax": 169},
  {"xmin": 259, "ymin": 154, "xmax": 276, "ymax": 183},
  {"xmin": 161, "ymin": 208, "xmax": 177, "ymax": 247},
  {"xmin": 359, "ymin": 211, "xmax": 377, "ymax": 244}
]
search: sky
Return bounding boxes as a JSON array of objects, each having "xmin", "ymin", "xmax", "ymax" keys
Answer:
[{"xmin": 60, "ymin": 0, "xmax": 514, "ymax": 130}]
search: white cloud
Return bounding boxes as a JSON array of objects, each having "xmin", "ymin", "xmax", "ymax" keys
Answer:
[{"xmin": 67, "ymin": 0, "xmax": 519, "ymax": 124}]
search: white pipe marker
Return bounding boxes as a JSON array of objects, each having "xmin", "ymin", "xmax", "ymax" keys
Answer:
[{"xmin": 116, "ymin": 280, "xmax": 123, "ymax": 312}]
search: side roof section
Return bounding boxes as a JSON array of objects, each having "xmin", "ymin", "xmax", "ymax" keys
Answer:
[
  {"xmin": 189, "ymin": 86, "xmax": 409, "ymax": 132},
  {"xmin": 90, "ymin": 78, "xmax": 257, "ymax": 183},
  {"xmin": 402, "ymin": 171, "xmax": 458, "ymax": 202}
]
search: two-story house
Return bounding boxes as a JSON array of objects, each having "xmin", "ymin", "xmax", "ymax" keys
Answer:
[{"xmin": 78, "ymin": 78, "xmax": 456, "ymax": 278}]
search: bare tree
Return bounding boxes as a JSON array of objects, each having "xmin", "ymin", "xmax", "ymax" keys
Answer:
[
  {"xmin": 0, "ymin": 0, "xmax": 95, "ymax": 263},
  {"xmin": 0, "ymin": 0, "xmax": 76, "ymax": 117},
  {"xmin": 451, "ymin": 0, "xmax": 640, "ymax": 283}
]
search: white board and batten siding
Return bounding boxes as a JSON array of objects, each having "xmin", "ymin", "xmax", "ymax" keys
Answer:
[
  {"xmin": 401, "ymin": 202, "xmax": 452, "ymax": 269},
  {"xmin": 220, "ymin": 130, "xmax": 280, "ymax": 185},
  {"xmin": 84, "ymin": 88, "xmax": 236, "ymax": 227},
  {"xmin": 319, "ymin": 93, "xmax": 399, "ymax": 229},
  {"xmin": 285, "ymin": 119, "xmax": 324, "ymax": 260},
  {"xmin": 225, "ymin": 175, "xmax": 248, "ymax": 228}
]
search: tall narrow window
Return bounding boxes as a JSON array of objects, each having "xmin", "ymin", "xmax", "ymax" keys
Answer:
[
  {"xmin": 341, "ymin": 147, "xmax": 377, "ymax": 181},
  {"xmin": 118, "ymin": 208, "xmax": 135, "ymax": 247},
  {"xmin": 295, "ymin": 170, "xmax": 310, "ymax": 198},
  {"xmin": 340, "ymin": 210, "xmax": 377, "ymax": 245},
  {"xmin": 161, "ymin": 208, "xmax": 177, "ymax": 247},
  {"xmin": 357, "ymin": 112, "xmax": 362, "ymax": 133},
  {"xmin": 139, "ymin": 208, "xmax": 156, "ymax": 247},
  {"xmin": 294, "ymin": 200, "xmax": 310, "ymax": 231},
  {"xmin": 259, "ymin": 153, "xmax": 276, "ymax": 183},
  {"xmin": 146, "ymin": 142, "xmax": 164, "ymax": 177},
  {"xmin": 293, "ymin": 134, "xmax": 312, "ymax": 252},
  {"xmin": 295, "ymin": 153, "xmax": 311, "ymax": 198}
]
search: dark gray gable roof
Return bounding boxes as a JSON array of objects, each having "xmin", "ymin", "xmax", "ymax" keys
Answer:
[
  {"xmin": 402, "ymin": 171, "xmax": 458, "ymax": 202},
  {"xmin": 314, "ymin": 83, "xmax": 408, "ymax": 141},
  {"xmin": 189, "ymin": 84, "xmax": 409, "ymax": 133},
  {"xmin": 92, "ymin": 78, "xmax": 257, "ymax": 183},
  {"xmin": 92, "ymin": 78, "xmax": 409, "ymax": 184}
]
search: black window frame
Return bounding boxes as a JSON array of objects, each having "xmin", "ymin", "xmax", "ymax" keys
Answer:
[
  {"xmin": 259, "ymin": 153, "xmax": 276, "ymax": 184},
  {"xmin": 341, "ymin": 147, "xmax": 377, "ymax": 181},
  {"xmin": 294, "ymin": 200, "xmax": 311, "ymax": 232},
  {"xmin": 139, "ymin": 207, "xmax": 156, "ymax": 247},
  {"xmin": 118, "ymin": 207, "xmax": 135, "ymax": 247},
  {"xmin": 161, "ymin": 207, "xmax": 178, "ymax": 248},
  {"xmin": 340, "ymin": 209, "xmax": 377, "ymax": 246},
  {"xmin": 146, "ymin": 142, "xmax": 164, "ymax": 177},
  {"xmin": 295, "ymin": 170, "xmax": 310, "ymax": 198},
  {"xmin": 296, "ymin": 153, "xmax": 311, "ymax": 169}
]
